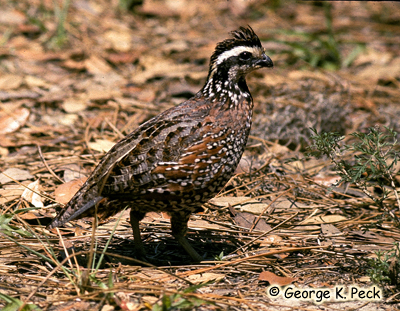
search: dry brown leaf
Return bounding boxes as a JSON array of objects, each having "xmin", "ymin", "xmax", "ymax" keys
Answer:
[
  {"xmin": 17, "ymin": 24, "xmax": 41, "ymax": 35},
  {"xmin": 131, "ymin": 55, "xmax": 191, "ymax": 84},
  {"xmin": 187, "ymin": 273, "xmax": 225, "ymax": 284},
  {"xmin": 135, "ymin": 89, "xmax": 156, "ymax": 102},
  {"xmin": 235, "ymin": 156, "xmax": 265, "ymax": 174},
  {"xmin": 62, "ymin": 59, "xmax": 86, "ymax": 71},
  {"xmin": 320, "ymin": 224, "xmax": 342, "ymax": 236},
  {"xmin": 86, "ymin": 87, "xmax": 116, "ymax": 101},
  {"xmin": 268, "ymin": 143, "xmax": 290, "ymax": 154},
  {"xmin": 144, "ymin": 211, "xmax": 170, "ymax": 221},
  {"xmin": 18, "ymin": 211, "xmax": 42, "ymax": 220},
  {"xmin": 119, "ymin": 301, "xmax": 140, "ymax": 311},
  {"xmin": 312, "ymin": 174, "xmax": 341, "ymax": 187},
  {"xmin": 0, "ymin": 107, "xmax": 30, "ymax": 134},
  {"xmin": 62, "ymin": 99, "xmax": 88, "ymax": 113},
  {"xmin": 300, "ymin": 215, "xmax": 347, "ymax": 225},
  {"xmin": 358, "ymin": 57, "xmax": 400, "ymax": 82},
  {"xmin": 0, "ymin": 74, "xmax": 24, "ymax": 90},
  {"xmin": 21, "ymin": 180, "xmax": 43, "ymax": 208},
  {"xmin": 104, "ymin": 30, "xmax": 132, "ymax": 52},
  {"xmin": 0, "ymin": 10, "xmax": 27, "ymax": 25},
  {"xmin": 88, "ymin": 139, "xmax": 115, "ymax": 152},
  {"xmin": 235, "ymin": 157, "xmax": 252, "ymax": 174},
  {"xmin": 258, "ymin": 271, "xmax": 296, "ymax": 285},
  {"xmin": 0, "ymin": 167, "xmax": 34, "ymax": 184},
  {"xmin": 0, "ymin": 183, "xmax": 27, "ymax": 204},
  {"xmin": 353, "ymin": 49, "xmax": 392, "ymax": 67},
  {"xmin": 135, "ymin": 271, "xmax": 174, "ymax": 282},
  {"xmin": 60, "ymin": 164, "xmax": 87, "ymax": 183},
  {"xmin": 100, "ymin": 305, "xmax": 115, "ymax": 311},
  {"xmin": 272, "ymin": 198, "xmax": 310, "ymax": 209},
  {"xmin": 358, "ymin": 276, "xmax": 371, "ymax": 283},
  {"xmin": 139, "ymin": 0, "xmax": 210, "ymax": 18},
  {"xmin": 54, "ymin": 177, "xmax": 87, "ymax": 204},
  {"xmin": 107, "ymin": 52, "xmax": 138, "ymax": 65},
  {"xmin": 42, "ymin": 113, "xmax": 78, "ymax": 127},
  {"xmin": 24, "ymin": 75, "xmax": 49, "ymax": 88},
  {"xmin": 234, "ymin": 212, "xmax": 271, "ymax": 232},
  {"xmin": 259, "ymin": 235, "xmax": 283, "ymax": 246},
  {"xmin": 16, "ymin": 45, "xmax": 61, "ymax": 62},
  {"xmin": 138, "ymin": 0, "xmax": 180, "ymax": 17},
  {"xmin": 187, "ymin": 219, "xmax": 225, "ymax": 230},
  {"xmin": 0, "ymin": 146, "xmax": 8, "ymax": 157},
  {"xmin": 210, "ymin": 196, "xmax": 269, "ymax": 214},
  {"xmin": 85, "ymin": 55, "xmax": 112, "ymax": 75}
]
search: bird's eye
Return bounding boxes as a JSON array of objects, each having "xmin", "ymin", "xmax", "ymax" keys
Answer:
[{"xmin": 239, "ymin": 51, "xmax": 251, "ymax": 60}]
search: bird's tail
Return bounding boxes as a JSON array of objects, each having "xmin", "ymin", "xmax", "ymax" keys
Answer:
[{"xmin": 47, "ymin": 196, "xmax": 104, "ymax": 229}]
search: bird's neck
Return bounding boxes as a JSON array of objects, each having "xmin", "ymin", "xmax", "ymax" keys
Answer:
[{"xmin": 201, "ymin": 71, "xmax": 252, "ymax": 109}]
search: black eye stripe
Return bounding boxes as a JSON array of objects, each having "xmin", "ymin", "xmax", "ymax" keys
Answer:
[{"xmin": 239, "ymin": 51, "xmax": 252, "ymax": 60}]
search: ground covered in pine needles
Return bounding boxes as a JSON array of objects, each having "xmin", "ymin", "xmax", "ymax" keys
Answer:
[{"xmin": 1, "ymin": 1, "xmax": 400, "ymax": 310}]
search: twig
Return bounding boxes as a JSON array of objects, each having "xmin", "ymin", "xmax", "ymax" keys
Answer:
[
  {"xmin": 37, "ymin": 144, "xmax": 64, "ymax": 183},
  {"xmin": 249, "ymin": 188, "xmax": 292, "ymax": 232},
  {"xmin": 56, "ymin": 228, "xmax": 74, "ymax": 269},
  {"xmin": 179, "ymin": 245, "xmax": 329, "ymax": 277},
  {"xmin": 104, "ymin": 117, "xmax": 124, "ymax": 139},
  {"xmin": 230, "ymin": 212, "xmax": 298, "ymax": 256}
]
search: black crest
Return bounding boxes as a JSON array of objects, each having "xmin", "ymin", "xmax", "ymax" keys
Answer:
[
  {"xmin": 210, "ymin": 26, "xmax": 262, "ymax": 63},
  {"xmin": 230, "ymin": 26, "xmax": 262, "ymax": 48}
]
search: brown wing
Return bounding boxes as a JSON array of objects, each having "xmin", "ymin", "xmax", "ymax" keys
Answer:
[{"xmin": 48, "ymin": 94, "xmax": 214, "ymax": 227}]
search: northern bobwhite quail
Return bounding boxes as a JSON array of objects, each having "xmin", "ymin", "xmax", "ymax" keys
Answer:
[{"xmin": 48, "ymin": 26, "xmax": 273, "ymax": 262}]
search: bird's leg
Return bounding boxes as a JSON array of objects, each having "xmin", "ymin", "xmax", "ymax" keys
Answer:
[
  {"xmin": 129, "ymin": 210, "xmax": 146, "ymax": 258},
  {"xmin": 170, "ymin": 212, "xmax": 203, "ymax": 262}
]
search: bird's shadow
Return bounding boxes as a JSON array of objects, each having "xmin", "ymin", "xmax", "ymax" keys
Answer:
[{"xmin": 56, "ymin": 231, "xmax": 239, "ymax": 267}]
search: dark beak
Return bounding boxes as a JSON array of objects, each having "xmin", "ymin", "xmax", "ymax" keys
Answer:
[{"xmin": 256, "ymin": 53, "xmax": 273, "ymax": 68}]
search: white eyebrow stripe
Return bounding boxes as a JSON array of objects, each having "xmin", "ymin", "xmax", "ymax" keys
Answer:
[{"xmin": 215, "ymin": 46, "xmax": 262, "ymax": 65}]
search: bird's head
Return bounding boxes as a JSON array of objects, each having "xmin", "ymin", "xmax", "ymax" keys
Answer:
[
  {"xmin": 203, "ymin": 26, "xmax": 273, "ymax": 100},
  {"xmin": 208, "ymin": 26, "xmax": 273, "ymax": 81}
]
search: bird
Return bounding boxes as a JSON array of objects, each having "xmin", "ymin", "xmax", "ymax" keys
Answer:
[{"xmin": 48, "ymin": 26, "xmax": 273, "ymax": 262}]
